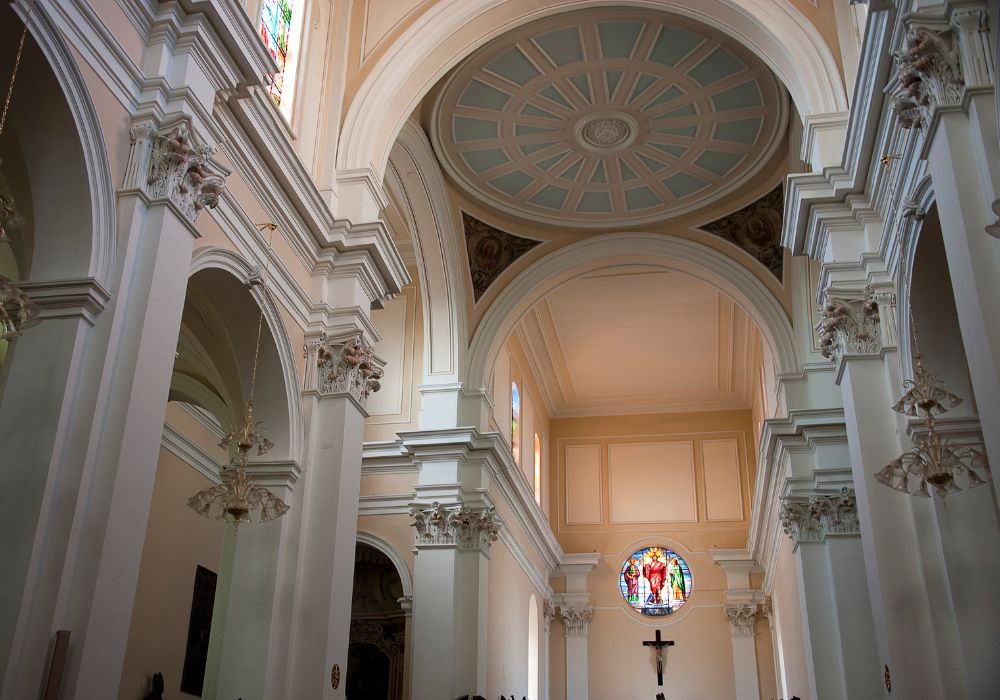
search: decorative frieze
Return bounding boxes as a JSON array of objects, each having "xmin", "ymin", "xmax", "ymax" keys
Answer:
[
  {"xmin": 127, "ymin": 120, "xmax": 227, "ymax": 223},
  {"xmin": 559, "ymin": 606, "xmax": 593, "ymax": 637},
  {"xmin": 723, "ymin": 604, "xmax": 759, "ymax": 636},
  {"xmin": 409, "ymin": 501, "xmax": 501, "ymax": 554},
  {"xmin": 815, "ymin": 291, "xmax": 881, "ymax": 364},
  {"xmin": 780, "ymin": 488, "xmax": 860, "ymax": 544},
  {"xmin": 316, "ymin": 335, "xmax": 385, "ymax": 407},
  {"xmin": 543, "ymin": 599, "xmax": 557, "ymax": 634}
]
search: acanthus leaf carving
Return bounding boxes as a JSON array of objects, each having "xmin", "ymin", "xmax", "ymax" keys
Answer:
[
  {"xmin": 780, "ymin": 488, "xmax": 860, "ymax": 544},
  {"xmin": 132, "ymin": 120, "xmax": 227, "ymax": 223},
  {"xmin": 723, "ymin": 604, "xmax": 759, "ymax": 636},
  {"xmin": 316, "ymin": 334, "xmax": 385, "ymax": 408},
  {"xmin": 892, "ymin": 23, "xmax": 964, "ymax": 129},
  {"xmin": 815, "ymin": 290, "xmax": 881, "ymax": 364},
  {"xmin": 559, "ymin": 606, "xmax": 593, "ymax": 637},
  {"xmin": 0, "ymin": 161, "xmax": 25, "ymax": 243},
  {"xmin": 543, "ymin": 600, "xmax": 557, "ymax": 634},
  {"xmin": 409, "ymin": 501, "xmax": 501, "ymax": 554}
]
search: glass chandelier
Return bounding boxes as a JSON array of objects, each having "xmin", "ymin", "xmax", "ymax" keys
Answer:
[
  {"xmin": 187, "ymin": 226, "xmax": 290, "ymax": 524},
  {"xmin": 875, "ymin": 311, "xmax": 990, "ymax": 499}
]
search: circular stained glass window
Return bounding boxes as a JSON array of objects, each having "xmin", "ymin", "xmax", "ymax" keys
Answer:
[{"xmin": 619, "ymin": 546, "xmax": 693, "ymax": 616}]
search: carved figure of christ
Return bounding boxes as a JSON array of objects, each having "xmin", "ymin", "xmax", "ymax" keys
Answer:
[{"xmin": 642, "ymin": 629, "xmax": 674, "ymax": 686}]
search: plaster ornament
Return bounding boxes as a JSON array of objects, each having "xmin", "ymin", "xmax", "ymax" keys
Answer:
[
  {"xmin": 723, "ymin": 604, "xmax": 758, "ymax": 635},
  {"xmin": 700, "ymin": 184, "xmax": 784, "ymax": 279},
  {"xmin": 463, "ymin": 212, "xmax": 541, "ymax": 301},
  {"xmin": 316, "ymin": 335, "xmax": 385, "ymax": 406},
  {"xmin": 815, "ymin": 291, "xmax": 881, "ymax": 364},
  {"xmin": 409, "ymin": 502, "xmax": 502, "ymax": 553},
  {"xmin": 892, "ymin": 24, "xmax": 964, "ymax": 129},
  {"xmin": 542, "ymin": 600, "xmax": 557, "ymax": 633},
  {"xmin": 780, "ymin": 488, "xmax": 860, "ymax": 544},
  {"xmin": 559, "ymin": 606, "xmax": 593, "ymax": 637},
  {"xmin": 0, "ymin": 161, "xmax": 25, "ymax": 243},
  {"xmin": 143, "ymin": 122, "xmax": 226, "ymax": 222}
]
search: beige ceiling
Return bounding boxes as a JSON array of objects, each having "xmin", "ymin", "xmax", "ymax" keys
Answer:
[{"xmin": 516, "ymin": 267, "xmax": 760, "ymax": 417}]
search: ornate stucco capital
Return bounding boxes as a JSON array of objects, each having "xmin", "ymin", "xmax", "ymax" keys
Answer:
[
  {"xmin": 559, "ymin": 606, "xmax": 593, "ymax": 637},
  {"xmin": 125, "ymin": 118, "xmax": 228, "ymax": 224},
  {"xmin": 723, "ymin": 604, "xmax": 759, "ymax": 636},
  {"xmin": 780, "ymin": 488, "xmax": 860, "ymax": 545},
  {"xmin": 0, "ymin": 161, "xmax": 25, "ymax": 242},
  {"xmin": 409, "ymin": 501, "xmax": 501, "ymax": 555},
  {"xmin": 312, "ymin": 333, "xmax": 385, "ymax": 409},
  {"xmin": 543, "ymin": 599, "xmax": 558, "ymax": 634},
  {"xmin": 892, "ymin": 7, "xmax": 993, "ymax": 131},
  {"xmin": 815, "ymin": 289, "xmax": 883, "ymax": 367}
]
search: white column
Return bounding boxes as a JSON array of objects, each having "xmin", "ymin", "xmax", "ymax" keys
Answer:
[
  {"xmin": 821, "ymin": 289, "xmax": 949, "ymax": 698},
  {"xmin": 286, "ymin": 336, "xmax": 383, "ymax": 700},
  {"xmin": 204, "ymin": 461, "xmax": 302, "ymax": 700},
  {"xmin": 712, "ymin": 550, "xmax": 763, "ymax": 700},
  {"xmin": 556, "ymin": 553, "xmax": 599, "ymax": 700},
  {"xmin": 408, "ymin": 495, "xmax": 500, "ymax": 700},
  {"xmin": 0, "ymin": 116, "xmax": 227, "ymax": 700},
  {"xmin": 542, "ymin": 600, "xmax": 556, "ymax": 700},
  {"xmin": 779, "ymin": 489, "xmax": 881, "ymax": 700}
]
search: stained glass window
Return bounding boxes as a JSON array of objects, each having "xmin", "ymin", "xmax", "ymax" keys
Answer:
[
  {"xmin": 511, "ymin": 382, "xmax": 521, "ymax": 465},
  {"xmin": 533, "ymin": 433, "xmax": 541, "ymax": 505},
  {"xmin": 259, "ymin": 0, "xmax": 293, "ymax": 106},
  {"xmin": 619, "ymin": 546, "xmax": 693, "ymax": 616}
]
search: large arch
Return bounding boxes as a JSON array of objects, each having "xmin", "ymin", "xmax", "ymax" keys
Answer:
[
  {"xmin": 356, "ymin": 530, "xmax": 414, "ymax": 597},
  {"xmin": 189, "ymin": 248, "xmax": 305, "ymax": 463},
  {"xmin": 337, "ymin": 0, "xmax": 847, "ymax": 181},
  {"xmin": 385, "ymin": 120, "xmax": 470, "ymax": 383},
  {"xmin": 466, "ymin": 232, "xmax": 798, "ymax": 396}
]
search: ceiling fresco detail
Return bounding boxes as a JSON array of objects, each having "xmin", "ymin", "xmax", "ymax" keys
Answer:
[
  {"xmin": 463, "ymin": 211, "xmax": 542, "ymax": 301},
  {"xmin": 700, "ymin": 183, "xmax": 784, "ymax": 280},
  {"xmin": 433, "ymin": 9, "xmax": 787, "ymax": 228}
]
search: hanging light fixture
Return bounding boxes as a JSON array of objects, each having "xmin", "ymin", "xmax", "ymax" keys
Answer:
[
  {"xmin": 187, "ymin": 224, "xmax": 290, "ymax": 524},
  {"xmin": 0, "ymin": 0, "xmax": 41, "ymax": 342},
  {"xmin": 874, "ymin": 310, "xmax": 990, "ymax": 498}
]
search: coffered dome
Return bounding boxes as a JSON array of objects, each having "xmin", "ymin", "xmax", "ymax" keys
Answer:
[{"xmin": 431, "ymin": 8, "xmax": 788, "ymax": 228}]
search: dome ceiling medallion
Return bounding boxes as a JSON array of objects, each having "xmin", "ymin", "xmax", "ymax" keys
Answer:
[{"xmin": 432, "ymin": 9, "xmax": 788, "ymax": 228}]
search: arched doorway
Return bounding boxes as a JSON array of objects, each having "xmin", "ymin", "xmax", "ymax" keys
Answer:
[{"xmin": 348, "ymin": 542, "xmax": 409, "ymax": 700}]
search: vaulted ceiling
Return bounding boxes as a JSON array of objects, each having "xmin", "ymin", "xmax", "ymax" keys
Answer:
[{"xmin": 515, "ymin": 267, "xmax": 760, "ymax": 417}]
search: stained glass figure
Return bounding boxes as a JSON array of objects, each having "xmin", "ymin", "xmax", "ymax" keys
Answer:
[
  {"xmin": 511, "ymin": 382, "xmax": 521, "ymax": 465},
  {"xmin": 259, "ymin": 0, "xmax": 293, "ymax": 106},
  {"xmin": 619, "ymin": 546, "xmax": 692, "ymax": 616}
]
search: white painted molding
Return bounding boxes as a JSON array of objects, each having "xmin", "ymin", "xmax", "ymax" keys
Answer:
[
  {"xmin": 161, "ymin": 422, "xmax": 223, "ymax": 484},
  {"xmin": 356, "ymin": 531, "xmax": 414, "ymax": 597}
]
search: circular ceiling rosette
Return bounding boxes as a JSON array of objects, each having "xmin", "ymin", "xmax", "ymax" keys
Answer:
[{"xmin": 432, "ymin": 8, "xmax": 788, "ymax": 228}]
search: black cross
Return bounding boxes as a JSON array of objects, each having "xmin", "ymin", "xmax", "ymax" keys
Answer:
[{"xmin": 642, "ymin": 630, "xmax": 675, "ymax": 686}]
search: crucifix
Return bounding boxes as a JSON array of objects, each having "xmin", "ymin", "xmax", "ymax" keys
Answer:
[{"xmin": 642, "ymin": 629, "xmax": 674, "ymax": 686}]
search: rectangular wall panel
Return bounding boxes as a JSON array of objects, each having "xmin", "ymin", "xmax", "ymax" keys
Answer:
[
  {"xmin": 702, "ymin": 438, "xmax": 743, "ymax": 521},
  {"xmin": 367, "ymin": 293, "xmax": 408, "ymax": 416},
  {"xmin": 608, "ymin": 442, "xmax": 696, "ymax": 523},
  {"xmin": 564, "ymin": 444, "xmax": 602, "ymax": 524}
]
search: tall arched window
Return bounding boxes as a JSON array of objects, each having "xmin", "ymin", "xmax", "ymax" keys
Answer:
[
  {"xmin": 511, "ymin": 382, "xmax": 521, "ymax": 465},
  {"xmin": 259, "ymin": 0, "xmax": 303, "ymax": 114},
  {"xmin": 533, "ymin": 433, "xmax": 541, "ymax": 506},
  {"xmin": 528, "ymin": 594, "xmax": 539, "ymax": 699}
]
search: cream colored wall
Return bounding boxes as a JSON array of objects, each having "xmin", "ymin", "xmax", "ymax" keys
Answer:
[
  {"xmin": 118, "ymin": 408, "xmax": 228, "ymax": 699},
  {"xmin": 487, "ymin": 540, "xmax": 545, "ymax": 699},
  {"xmin": 549, "ymin": 409, "xmax": 775, "ymax": 700},
  {"xmin": 365, "ymin": 269, "xmax": 424, "ymax": 442},
  {"xmin": 770, "ymin": 538, "xmax": 811, "ymax": 700}
]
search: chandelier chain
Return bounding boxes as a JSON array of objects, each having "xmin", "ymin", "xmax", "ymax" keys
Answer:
[{"xmin": 0, "ymin": 0, "xmax": 39, "ymax": 139}]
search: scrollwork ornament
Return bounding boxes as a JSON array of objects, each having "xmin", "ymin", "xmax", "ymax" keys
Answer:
[
  {"xmin": 316, "ymin": 335, "xmax": 385, "ymax": 407},
  {"xmin": 409, "ymin": 502, "xmax": 502, "ymax": 553},
  {"xmin": 780, "ymin": 488, "xmax": 860, "ymax": 544},
  {"xmin": 892, "ymin": 24, "xmax": 964, "ymax": 129},
  {"xmin": 143, "ymin": 121, "xmax": 226, "ymax": 222},
  {"xmin": 815, "ymin": 291, "xmax": 881, "ymax": 364},
  {"xmin": 723, "ymin": 604, "xmax": 758, "ymax": 636},
  {"xmin": 559, "ymin": 606, "xmax": 593, "ymax": 637},
  {"xmin": 543, "ymin": 600, "xmax": 557, "ymax": 633}
]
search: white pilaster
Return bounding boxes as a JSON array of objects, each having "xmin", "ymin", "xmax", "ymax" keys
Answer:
[
  {"xmin": 556, "ymin": 553, "xmax": 599, "ymax": 700},
  {"xmin": 712, "ymin": 550, "xmax": 763, "ymax": 700}
]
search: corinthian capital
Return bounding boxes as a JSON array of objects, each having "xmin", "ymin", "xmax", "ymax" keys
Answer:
[
  {"xmin": 543, "ymin": 600, "xmax": 558, "ymax": 633},
  {"xmin": 409, "ymin": 501, "xmax": 501, "ymax": 554},
  {"xmin": 559, "ymin": 606, "xmax": 593, "ymax": 637},
  {"xmin": 815, "ymin": 290, "xmax": 882, "ymax": 365},
  {"xmin": 723, "ymin": 604, "xmax": 759, "ymax": 636},
  {"xmin": 126, "ymin": 119, "xmax": 227, "ymax": 223},
  {"xmin": 316, "ymin": 334, "xmax": 385, "ymax": 408},
  {"xmin": 780, "ymin": 488, "xmax": 860, "ymax": 544}
]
